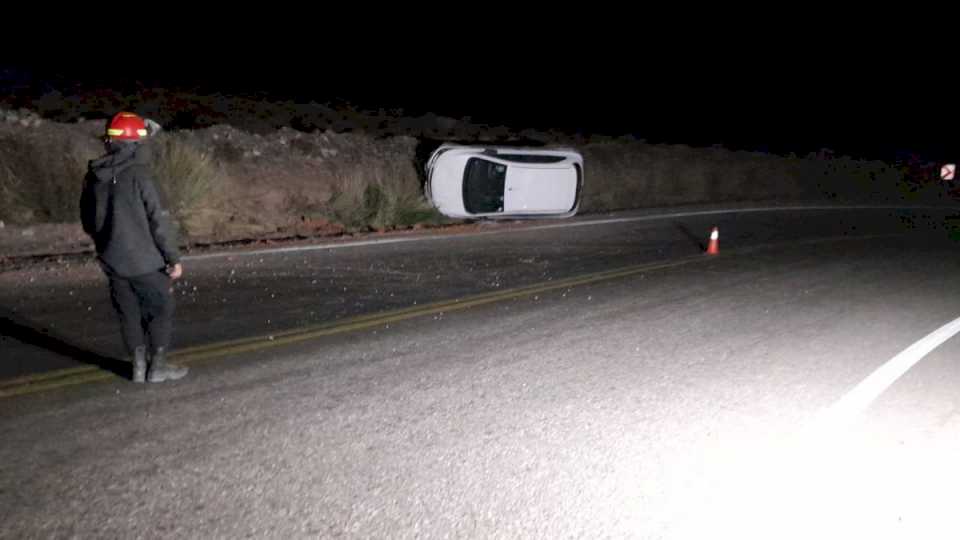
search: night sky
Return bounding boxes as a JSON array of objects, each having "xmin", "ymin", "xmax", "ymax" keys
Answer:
[{"xmin": 3, "ymin": 42, "xmax": 957, "ymax": 163}]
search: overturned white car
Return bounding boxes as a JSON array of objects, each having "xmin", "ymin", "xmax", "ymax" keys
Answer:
[{"xmin": 425, "ymin": 144, "xmax": 584, "ymax": 219}]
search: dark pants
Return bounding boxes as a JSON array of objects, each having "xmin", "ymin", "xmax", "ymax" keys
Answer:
[{"xmin": 108, "ymin": 271, "xmax": 175, "ymax": 355}]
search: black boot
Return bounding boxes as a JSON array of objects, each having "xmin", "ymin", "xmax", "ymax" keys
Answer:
[
  {"xmin": 132, "ymin": 345, "xmax": 147, "ymax": 383},
  {"xmin": 147, "ymin": 347, "xmax": 188, "ymax": 383}
]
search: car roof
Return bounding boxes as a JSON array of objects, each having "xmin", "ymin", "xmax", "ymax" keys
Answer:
[{"xmin": 433, "ymin": 143, "xmax": 581, "ymax": 156}]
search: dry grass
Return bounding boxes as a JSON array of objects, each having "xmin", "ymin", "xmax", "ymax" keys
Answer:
[
  {"xmin": 0, "ymin": 113, "xmax": 926, "ymax": 247},
  {"xmin": 0, "ymin": 132, "xmax": 88, "ymax": 223},
  {"xmin": 151, "ymin": 134, "xmax": 222, "ymax": 223},
  {"xmin": 326, "ymin": 153, "xmax": 441, "ymax": 230},
  {"xmin": 579, "ymin": 141, "xmax": 905, "ymax": 211}
]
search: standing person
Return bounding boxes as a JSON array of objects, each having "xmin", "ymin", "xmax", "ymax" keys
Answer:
[{"xmin": 80, "ymin": 112, "xmax": 188, "ymax": 383}]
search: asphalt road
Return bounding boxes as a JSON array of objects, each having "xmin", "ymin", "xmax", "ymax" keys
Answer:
[{"xmin": 2, "ymin": 205, "xmax": 959, "ymax": 538}]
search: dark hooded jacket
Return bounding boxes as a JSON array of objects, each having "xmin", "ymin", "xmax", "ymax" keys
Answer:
[{"xmin": 80, "ymin": 142, "xmax": 180, "ymax": 277}]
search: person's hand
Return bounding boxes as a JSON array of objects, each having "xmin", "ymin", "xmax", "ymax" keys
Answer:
[{"xmin": 167, "ymin": 263, "xmax": 183, "ymax": 280}]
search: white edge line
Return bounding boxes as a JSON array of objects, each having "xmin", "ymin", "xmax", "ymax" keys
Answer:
[
  {"xmin": 183, "ymin": 205, "xmax": 945, "ymax": 261},
  {"xmin": 822, "ymin": 315, "xmax": 960, "ymax": 429}
]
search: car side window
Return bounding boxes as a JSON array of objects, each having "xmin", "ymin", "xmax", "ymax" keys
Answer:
[{"xmin": 463, "ymin": 158, "xmax": 506, "ymax": 214}]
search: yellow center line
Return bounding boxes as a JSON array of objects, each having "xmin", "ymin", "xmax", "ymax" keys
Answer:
[
  {"xmin": 0, "ymin": 365, "xmax": 96, "ymax": 389},
  {"xmin": 0, "ymin": 231, "xmax": 910, "ymax": 399},
  {"xmin": 0, "ymin": 371, "xmax": 117, "ymax": 398},
  {"xmin": 1, "ymin": 255, "xmax": 712, "ymax": 398}
]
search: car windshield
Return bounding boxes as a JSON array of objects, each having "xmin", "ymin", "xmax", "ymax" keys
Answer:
[{"xmin": 463, "ymin": 158, "xmax": 506, "ymax": 214}]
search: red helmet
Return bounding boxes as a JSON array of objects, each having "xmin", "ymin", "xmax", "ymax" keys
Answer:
[{"xmin": 106, "ymin": 112, "xmax": 148, "ymax": 141}]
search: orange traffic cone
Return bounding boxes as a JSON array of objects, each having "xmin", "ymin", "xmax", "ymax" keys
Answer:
[{"xmin": 706, "ymin": 227, "xmax": 719, "ymax": 255}]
